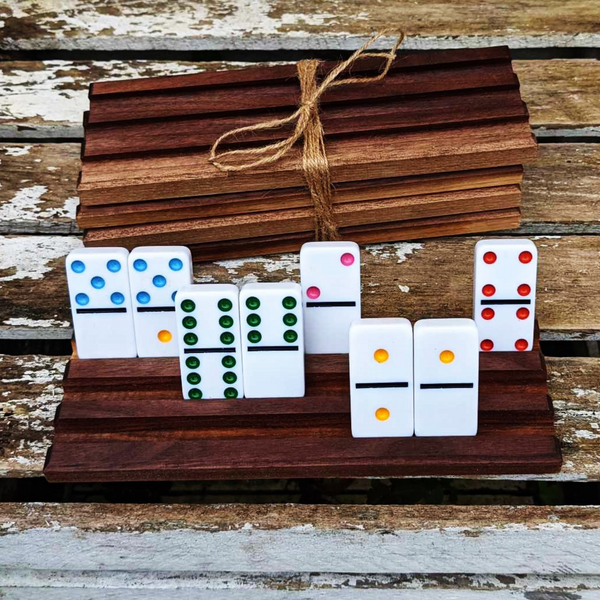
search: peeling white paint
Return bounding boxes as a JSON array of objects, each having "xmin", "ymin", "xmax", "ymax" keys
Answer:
[
  {"xmin": 2, "ymin": 317, "xmax": 70, "ymax": 328},
  {"xmin": 365, "ymin": 242, "xmax": 424, "ymax": 263},
  {"xmin": 574, "ymin": 429, "xmax": 600, "ymax": 440},
  {"xmin": 213, "ymin": 254, "xmax": 299, "ymax": 285},
  {"xmin": 4, "ymin": 145, "xmax": 32, "ymax": 157},
  {"xmin": 0, "ymin": 235, "xmax": 81, "ymax": 283},
  {"xmin": 0, "ymin": 60, "xmax": 219, "ymax": 126},
  {"xmin": 573, "ymin": 387, "xmax": 600, "ymax": 401},
  {"xmin": 0, "ymin": 186, "xmax": 78, "ymax": 224}
]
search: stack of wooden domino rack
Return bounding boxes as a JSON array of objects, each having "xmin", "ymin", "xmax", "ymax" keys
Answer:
[{"xmin": 77, "ymin": 46, "xmax": 537, "ymax": 262}]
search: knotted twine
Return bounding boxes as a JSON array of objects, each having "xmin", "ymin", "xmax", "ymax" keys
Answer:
[{"xmin": 209, "ymin": 30, "xmax": 405, "ymax": 241}]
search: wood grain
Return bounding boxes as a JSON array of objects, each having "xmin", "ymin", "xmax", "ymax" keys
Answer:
[
  {"xmin": 81, "ymin": 186, "xmax": 522, "ymax": 247},
  {"xmin": 44, "ymin": 340, "xmax": 560, "ymax": 482},
  {"xmin": 83, "ymin": 88, "xmax": 527, "ymax": 158},
  {"xmin": 78, "ymin": 121, "xmax": 537, "ymax": 204},
  {"xmin": 3, "ymin": 144, "xmax": 598, "ymax": 235},
  {"xmin": 77, "ymin": 167, "xmax": 523, "ymax": 228},
  {"xmin": 2, "ymin": 60, "xmax": 598, "ymax": 139},
  {"xmin": 2, "ymin": 235, "xmax": 599, "ymax": 341},
  {"xmin": 85, "ymin": 55, "xmax": 518, "ymax": 124},
  {"xmin": 2, "ymin": 0, "xmax": 598, "ymax": 51},
  {"xmin": 2, "ymin": 354, "xmax": 598, "ymax": 480}
]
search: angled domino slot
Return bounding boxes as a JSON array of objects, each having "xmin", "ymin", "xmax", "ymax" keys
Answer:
[
  {"xmin": 473, "ymin": 239, "xmax": 538, "ymax": 352},
  {"xmin": 349, "ymin": 318, "xmax": 414, "ymax": 438},
  {"xmin": 414, "ymin": 318, "xmax": 478, "ymax": 437},
  {"xmin": 66, "ymin": 247, "xmax": 137, "ymax": 359},
  {"xmin": 175, "ymin": 284, "xmax": 244, "ymax": 400},
  {"xmin": 128, "ymin": 246, "xmax": 192, "ymax": 357},
  {"xmin": 239, "ymin": 282, "xmax": 305, "ymax": 398},
  {"xmin": 300, "ymin": 241, "xmax": 361, "ymax": 354}
]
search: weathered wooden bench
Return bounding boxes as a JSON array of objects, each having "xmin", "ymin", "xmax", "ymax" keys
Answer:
[{"xmin": 1, "ymin": 1, "xmax": 599, "ymax": 596}]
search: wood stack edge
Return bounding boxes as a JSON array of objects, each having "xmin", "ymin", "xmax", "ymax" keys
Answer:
[
  {"xmin": 44, "ymin": 327, "xmax": 561, "ymax": 481},
  {"xmin": 77, "ymin": 47, "xmax": 537, "ymax": 261}
]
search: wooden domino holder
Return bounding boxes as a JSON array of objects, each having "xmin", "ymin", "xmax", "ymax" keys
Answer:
[{"xmin": 44, "ymin": 324, "xmax": 561, "ymax": 482}]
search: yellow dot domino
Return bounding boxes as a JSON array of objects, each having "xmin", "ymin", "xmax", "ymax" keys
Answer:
[
  {"xmin": 439, "ymin": 349, "xmax": 455, "ymax": 363},
  {"xmin": 375, "ymin": 407, "xmax": 390, "ymax": 421},
  {"xmin": 374, "ymin": 349, "xmax": 389, "ymax": 363},
  {"xmin": 158, "ymin": 330, "xmax": 172, "ymax": 343}
]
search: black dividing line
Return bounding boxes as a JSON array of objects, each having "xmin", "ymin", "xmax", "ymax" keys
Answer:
[
  {"xmin": 420, "ymin": 383, "xmax": 474, "ymax": 389},
  {"xmin": 306, "ymin": 301, "xmax": 357, "ymax": 308},
  {"xmin": 137, "ymin": 306, "xmax": 176, "ymax": 313},
  {"xmin": 247, "ymin": 346, "xmax": 299, "ymax": 352},
  {"xmin": 76, "ymin": 308, "xmax": 127, "ymax": 314},
  {"xmin": 184, "ymin": 347, "xmax": 236, "ymax": 354},
  {"xmin": 481, "ymin": 299, "xmax": 532, "ymax": 306},
  {"xmin": 355, "ymin": 382, "xmax": 409, "ymax": 389}
]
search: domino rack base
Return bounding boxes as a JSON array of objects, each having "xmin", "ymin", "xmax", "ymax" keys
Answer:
[{"xmin": 44, "ymin": 328, "xmax": 561, "ymax": 482}]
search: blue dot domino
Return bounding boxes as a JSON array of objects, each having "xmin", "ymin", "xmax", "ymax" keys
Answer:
[
  {"xmin": 106, "ymin": 259, "xmax": 121, "ymax": 273},
  {"xmin": 111, "ymin": 292, "xmax": 125, "ymax": 305},
  {"xmin": 133, "ymin": 259, "xmax": 147, "ymax": 272},
  {"xmin": 91, "ymin": 276, "xmax": 105, "ymax": 289},
  {"xmin": 71, "ymin": 260, "xmax": 85, "ymax": 273},
  {"xmin": 137, "ymin": 291, "xmax": 151, "ymax": 304},
  {"xmin": 169, "ymin": 258, "xmax": 183, "ymax": 271},
  {"xmin": 75, "ymin": 293, "xmax": 89, "ymax": 306},
  {"xmin": 153, "ymin": 275, "xmax": 167, "ymax": 288}
]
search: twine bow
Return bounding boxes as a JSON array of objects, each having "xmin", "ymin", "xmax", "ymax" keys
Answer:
[{"xmin": 209, "ymin": 30, "xmax": 406, "ymax": 241}]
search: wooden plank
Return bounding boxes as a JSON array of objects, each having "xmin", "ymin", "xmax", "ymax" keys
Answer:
[
  {"xmin": 77, "ymin": 167, "xmax": 523, "ymax": 228},
  {"xmin": 84, "ymin": 88, "xmax": 527, "ymax": 158},
  {"xmin": 0, "ymin": 144, "xmax": 80, "ymax": 235},
  {"xmin": 1, "ymin": 503, "xmax": 600, "ymax": 590},
  {"xmin": 3, "ymin": 144, "xmax": 598, "ymax": 235},
  {"xmin": 1, "ymin": 235, "xmax": 598, "ymax": 340},
  {"xmin": 85, "ymin": 57, "xmax": 519, "ymax": 124},
  {"xmin": 1, "ymin": 1, "xmax": 599, "ymax": 51},
  {"xmin": 44, "ymin": 344, "xmax": 560, "ymax": 482},
  {"xmin": 77, "ymin": 122, "xmax": 537, "ymax": 204},
  {"xmin": 81, "ymin": 186, "xmax": 523, "ymax": 246},
  {"xmin": 0, "ymin": 354, "xmax": 65, "ymax": 478},
  {"xmin": 2, "ymin": 355, "xmax": 598, "ymax": 480},
  {"xmin": 89, "ymin": 47, "xmax": 512, "ymax": 96},
  {"xmin": 1, "ymin": 60, "xmax": 599, "ymax": 138}
]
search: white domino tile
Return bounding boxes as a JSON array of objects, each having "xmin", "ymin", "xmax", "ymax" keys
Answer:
[
  {"xmin": 300, "ymin": 241, "xmax": 361, "ymax": 354},
  {"xmin": 474, "ymin": 239, "xmax": 538, "ymax": 352},
  {"xmin": 66, "ymin": 247, "xmax": 137, "ymax": 359},
  {"xmin": 175, "ymin": 284, "xmax": 244, "ymax": 400},
  {"xmin": 239, "ymin": 282, "xmax": 305, "ymax": 398},
  {"xmin": 349, "ymin": 318, "xmax": 414, "ymax": 438},
  {"xmin": 414, "ymin": 318, "xmax": 479, "ymax": 437},
  {"xmin": 129, "ymin": 247, "xmax": 192, "ymax": 357}
]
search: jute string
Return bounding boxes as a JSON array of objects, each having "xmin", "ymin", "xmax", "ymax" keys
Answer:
[{"xmin": 209, "ymin": 30, "xmax": 405, "ymax": 240}]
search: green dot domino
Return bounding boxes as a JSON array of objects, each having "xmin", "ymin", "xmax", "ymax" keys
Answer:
[
  {"xmin": 224, "ymin": 387, "xmax": 238, "ymax": 399},
  {"xmin": 283, "ymin": 313, "xmax": 297, "ymax": 326},
  {"xmin": 218, "ymin": 298, "xmax": 233, "ymax": 312},
  {"xmin": 282, "ymin": 296, "xmax": 297, "ymax": 309},
  {"xmin": 219, "ymin": 315, "xmax": 234, "ymax": 328},
  {"xmin": 183, "ymin": 332, "xmax": 198, "ymax": 346},
  {"xmin": 220, "ymin": 332, "xmax": 234, "ymax": 345},
  {"xmin": 182, "ymin": 316, "xmax": 197, "ymax": 329},
  {"xmin": 246, "ymin": 296, "xmax": 260, "ymax": 310},
  {"xmin": 248, "ymin": 330, "xmax": 262, "ymax": 343},
  {"xmin": 223, "ymin": 372, "xmax": 237, "ymax": 384},
  {"xmin": 222, "ymin": 355, "xmax": 236, "ymax": 368},
  {"xmin": 181, "ymin": 299, "xmax": 195, "ymax": 313},
  {"xmin": 189, "ymin": 388, "xmax": 202, "ymax": 400},
  {"xmin": 186, "ymin": 356, "xmax": 200, "ymax": 369},
  {"xmin": 247, "ymin": 313, "xmax": 261, "ymax": 327},
  {"xmin": 284, "ymin": 330, "xmax": 298, "ymax": 343},
  {"xmin": 187, "ymin": 372, "xmax": 201, "ymax": 385}
]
